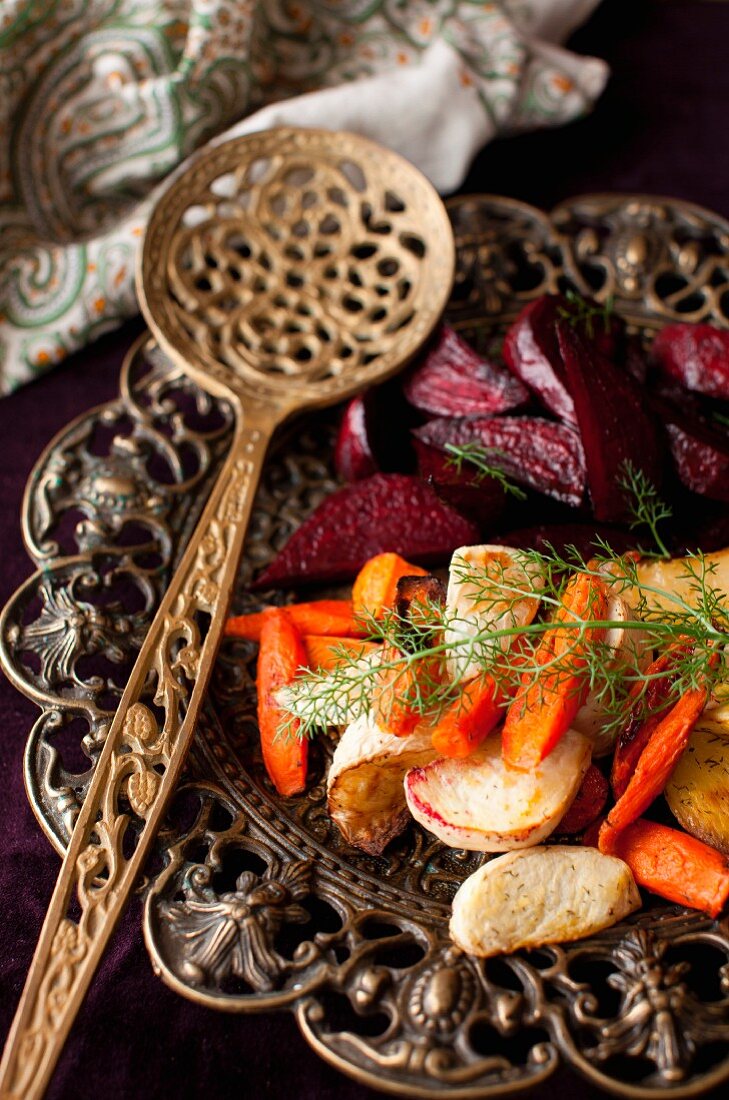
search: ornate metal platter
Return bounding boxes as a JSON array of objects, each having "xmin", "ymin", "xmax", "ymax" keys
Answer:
[{"xmin": 4, "ymin": 194, "xmax": 729, "ymax": 1098}]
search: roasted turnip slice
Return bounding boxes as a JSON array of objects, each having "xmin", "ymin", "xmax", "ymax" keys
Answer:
[
  {"xmin": 403, "ymin": 324, "xmax": 529, "ymax": 417},
  {"xmin": 444, "ymin": 544, "xmax": 544, "ymax": 682},
  {"xmin": 327, "ymin": 715, "xmax": 436, "ymax": 854},
  {"xmin": 253, "ymin": 474, "xmax": 480, "ymax": 589},
  {"xmin": 404, "ymin": 728, "xmax": 591, "ymax": 852},
  {"xmin": 449, "ymin": 846, "xmax": 640, "ymax": 957},
  {"xmin": 653, "ymin": 323, "xmax": 729, "ymax": 400},
  {"xmin": 558, "ymin": 325, "xmax": 663, "ymax": 522},
  {"xmin": 414, "ymin": 415, "xmax": 586, "ymax": 507}
]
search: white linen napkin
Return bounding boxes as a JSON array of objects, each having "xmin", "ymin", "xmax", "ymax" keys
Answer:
[{"xmin": 0, "ymin": 0, "xmax": 606, "ymax": 394}]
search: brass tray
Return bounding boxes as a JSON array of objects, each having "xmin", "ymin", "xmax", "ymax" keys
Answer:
[{"xmin": 4, "ymin": 194, "xmax": 729, "ymax": 1098}]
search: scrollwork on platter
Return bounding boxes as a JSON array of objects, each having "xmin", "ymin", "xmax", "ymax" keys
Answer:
[{"xmin": 8, "ymin": 195, "xmax": 729, "ymax": 1097}]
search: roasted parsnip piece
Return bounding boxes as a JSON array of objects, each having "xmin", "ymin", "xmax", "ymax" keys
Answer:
[
  {"xmin": 444, "ymin": 544, "xmax": 545, "ymax": 683},
  {"xmin": 327, "ymin": 714, "xmax": 435, "ymax": 855}
]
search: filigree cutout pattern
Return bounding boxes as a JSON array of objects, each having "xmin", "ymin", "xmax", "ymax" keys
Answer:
[
  {"xmin": 141, "ymin": 129, "xmax": 455, "ymax": 405},
  {"xmin": 6, "ymin": 195, "xmax": 729, "ymax": 1097}
]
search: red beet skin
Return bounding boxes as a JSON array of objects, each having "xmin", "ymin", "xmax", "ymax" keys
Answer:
[
  {"xmin": 557, "ymin": 326, "xmax": 662, "ymax": 522},
  {"xmin": 413, "ymin": 437, "xmax": 506, "ymax": 525},
  {"xmin": 414, "ymin": 415, "xmax": 586, "ymax": 507},
  {"xmin": 334, "ymin": 393, "xmax": 380, "ymax": 481},
  {"xmin": 503, "ymin": 297, "xmax": 576, "ymax": 423},
  {"xmin": 653, "ymin": 323, "xmax": 729, "ymax": 400},
  {"xmin": 253, "ymin": 474, "xmax": 480, "ymax": 589},
  {"xmin": 402, "ymin": 324, "xmax": 529, "ymax": 417},
  {"xmin": 665, "ymin": 423, "xmax": 729, "ymax": 501},
  {"xmin": 492, "ymin": 523, "xmax": 639, "ymax": 558}
]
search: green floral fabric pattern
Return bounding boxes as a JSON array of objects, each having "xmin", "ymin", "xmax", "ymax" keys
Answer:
[{"xmin": 0, "ymin": 0, "xmax": 606, "ymax": 392}]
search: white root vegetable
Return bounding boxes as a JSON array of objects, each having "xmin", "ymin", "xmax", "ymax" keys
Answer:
[
  {"xmin": 449, "ymin": 846, "xmax": 641, "ymax": 957},
  {"xmin": 404, "ymin": 728, "xmax": 591, "ymax": 852},
  {"xmin": 327, "ymin": 714, "xmax": 436, "ymax": 855},
  {"xmin": 276, "ymin": 650, "xmax": 380, "ymax": 730},
  {"xmin": 444, "ymin": 544, "xmax": 545, "ymax": 682}
]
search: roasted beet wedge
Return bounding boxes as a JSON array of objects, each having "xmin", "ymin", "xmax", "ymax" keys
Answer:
[
  {"xmin": 414, "ymin": 415, "xmax": 586, "ymax": 507},
  {"xmin": 503, "ymin": 297, "xmax": 575, "ymax": 422},
  {"xmin": 413, "ymin": 436, "xmax": 505, "ymax": 525},
  {"xmin": 334, "ymin": 383, "xmax": 416, "ymax": 482},
  {"xmin": 653, "ymin": 323, "xmax": 729, "ymax": 400},
  {"xmin": 557, "ymin": 326, "xmax": 663, "ymax": 522},
  {"xmin": 492, "ymin": 523, "xmax": 639, "ymax": 557},
  {"xmin": 334, "ymin": 393, "xmax": 380, "ymax": 481},
  {"xmin": 503, "ymin": 294, "xmax": 624, "ymax": 424},
  {"xmin": 402, "ymin": 324, "xmax": 529, "ymax": 417},
  {"xmin": 652, "ymin": 395, "xmax": 729, "ymax": 503},
  {"xmin": 253, "ymin": 474, "xmax": 480, "ymax": 589}
]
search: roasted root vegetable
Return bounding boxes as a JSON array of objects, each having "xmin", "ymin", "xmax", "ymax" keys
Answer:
[
  {"xmin": 502, "ymin": 571, "xmax": 608, "ymax": 770},
  {"xmin": 327, "ymin": 715, "xmax": 436, "ymax": 854},
  {"xmin": 334, "ymin": 393, "xmax": 381, "ymax": 482},
  {"xmin": 502, "ymin": 296, "xmax": 575, "ymax": 423},
  {"xmin": 635, "ymin": 548, "xmax": 729, "ymax": 615},
  {"xmin": 403, "ymin": 324, "xmax": 529, "ymax": 418},
  {"xmin": 371, "ymin": 644, "xmax": 431, "ymax": 737},
  {"xmin": 665, "ymin": 715, "xmax": 729, "ymax": 855},
  {"xmin": 444, "ymin": 544, "xmax": 544, "ymax": 683},
  {"xmin": 429, "ymin": 675, "xmax": 505, "ymax": 758},
  {"xmin": 256, "ymin": 609, "xmax": 309, "ymax": 797},
  {"xmin": 352, "ymin": 552, "xmax": 427, "ymax": 620},
  {"xmin": 404, "ymin": 727, "xmax": 591, "ymax": 852},
  {"xmin": 276, "ymin": 648, "xmax": 381, "ymax": 730},
  {"xmin": 557, "ymin": 764, "xmax": 609, "ymax": 834},
  {"xmin": 226, "ymin": 599, "xmax": 362, "ymax": 642},
  {"xmin": 599, "ymin": 680, "xmax": 711, "ymax": 854},
  {"xmin": 607, "ymin": 818, "xmax": 729, "ymax": 918},
  {"xmin": 414, "ymin": 415, "xmax": 586, "ymax": 507},
  {"xmin": 653, "ymin": 323, "xmax": 729, "ymax": 401},
  {"xmin": 253, "ymin": 474, "xmax": 479, "ymax": 589},
  {"xmin": 558, "ymin": 324, "xmax": 662, "ymax": 523},
  {"xmin": 610, "ymin": 641, "xmax": 693, "ymax": 798},
  {"xmin": 449, "ymin": 846, "xmax": 640, "ymax": 957},
  {"xmin": 303, "ymin": 635, "xmax": 379, "ymax": 672},
  {"xmin": 572, "ymin": 592, "xmax": 652, "ymax": 757}
]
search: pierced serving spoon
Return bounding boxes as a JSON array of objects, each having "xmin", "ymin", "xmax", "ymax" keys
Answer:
[{"xmin": 0, "ymin": 127, "xmax": 454, "ymax": 1099}]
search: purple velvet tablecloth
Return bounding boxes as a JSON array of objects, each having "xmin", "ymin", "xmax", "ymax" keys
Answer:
[{"xmin": 3, "ymin": 3, "xmax": 729, "ymax": 1097}]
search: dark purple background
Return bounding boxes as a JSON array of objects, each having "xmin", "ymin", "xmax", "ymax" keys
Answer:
[{"xmin": 2, "ymin": 3, "xmax": 729, "ymax": 1097}]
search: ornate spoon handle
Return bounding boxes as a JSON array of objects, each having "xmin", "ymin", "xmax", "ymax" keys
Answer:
[{"xmin": 0, "ymin": 407, "xmax": 276, "ymax": 1100}]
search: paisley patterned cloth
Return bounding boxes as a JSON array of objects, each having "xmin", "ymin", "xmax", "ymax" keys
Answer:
[{"xmin": 0, "ymin": 0, "xmax": 606, "ymax": 394}]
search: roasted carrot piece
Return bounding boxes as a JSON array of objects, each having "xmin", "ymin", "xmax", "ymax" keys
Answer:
[
  {"xmin": 608, "ymin": 818, "xmax": 729, "ymax": 918},
  {"xmin": 226, "ymin": 599, "xmax": 361, "ymax": 642},
  {"xmin": 599, "ymin": 681, "xmax": 710, "ymax": 854},
  {"xmin": 352, "ymin": 552, "xmax": 427, "ymax": 620},
  {"xmin": 303, "ymin": 634, "xmax": 378, "ymax": 671},
  {"xmin": 256, "ymin": 608, "xmax": 309, "ymax": 797},
  {"xmin": 430, "ymin": 675, "xmax": 504, "ymax": 758},
  {"xmin": 502, "ymin": 571, "xmax": 608, "ymax": 770},
  {"xmin": 611, "ymin": 641, "xmax": 693, "ymax": 799},
  {"xmin": 371, "ymin": 643, "xmax": 428, "ymax": 737}
]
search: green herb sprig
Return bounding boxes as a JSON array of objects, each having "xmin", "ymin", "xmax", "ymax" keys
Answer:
[
  {"xmin": 443, "ymin": 441, "xmax": 527, "ymax": 501},
  {"xmin": 280, "ymin": 541, "xmax": 729, "ymax": 742}
]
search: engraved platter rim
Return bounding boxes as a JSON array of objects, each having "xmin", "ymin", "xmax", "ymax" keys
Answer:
[{"xmin": 5, "ymin": 192, "xmax": 729, "ymax": 1099}]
